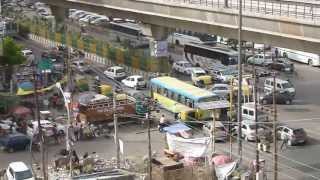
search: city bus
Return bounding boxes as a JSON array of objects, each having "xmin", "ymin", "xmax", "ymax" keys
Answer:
[
  {"xmin": 107, "ymin": 22, "xmax": 149, "ymax": 47},
  {"xmin": 277, "ymin": 47, "xmax": 320, "ymax": 67},
  {"xmin": 183, "ymin": 43, "xmax": 238, "ymax": 68},
  {"xmin": 150, "ymin": 76, "xmax": 229, "ymax": 121}
]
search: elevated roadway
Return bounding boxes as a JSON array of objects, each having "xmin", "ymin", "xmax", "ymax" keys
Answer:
[{"xmin": 43, "ymin": 0, "xmax": 320, "ymax": 53}]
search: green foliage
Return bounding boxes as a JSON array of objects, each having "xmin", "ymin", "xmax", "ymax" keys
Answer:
[
  {"xmin": 107, "ymin": 47, "xmax": 116, "ymax": 62},
  {"xmin": 0, "ymin": 37, "xmax": 26, "ymax": 66},
  {"xmin": 18, "ymin": 24, "xmax": 30, "ymax": 38}
]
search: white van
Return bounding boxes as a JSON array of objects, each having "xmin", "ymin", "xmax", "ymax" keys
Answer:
[
  {"xmin": 264, "ymin": 78, "xmax": 295, "ymax": 97},
  {"xmin": 21, "ymin": 49, "xmax": 33, "ymax": 57},
  {"xmin": 6, "ymin": 162, "xmax": 34, "ymax": 180},
  {"xmin": 104, "ymin": 66, "xmax": 126, "ymax": 80},
  {"xmin": 242, "ymin": 103, "xmax": 269, "ymax": 122}
]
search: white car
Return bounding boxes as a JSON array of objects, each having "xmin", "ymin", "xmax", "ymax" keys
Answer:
[
  {"xmin": 247, "ymin": 53, "xmax": 273, "ymax": 66},
  {"xmin": 90, "ymin": 17, "xmax": 109, "ymax": 25},
  {"xmin": 203, "ymin": 121, "xmax": 227, "ymax": 142},
  {"xmin": 232, "ymin": 121, "xmax": 266, "ymax": 141},
  {"xmin": 27, "ymin": 120, "xmax": 65, "ymax": 137},
  {"xmin": 104, "ymin": 66, "xmax": 126, "ymax": 80},
  {"xmin": 121, "ymin": 75, "xmax": 147, "ymax": 89},
  {"xmin": 172, "ymin": 61, "xmax": 194, "ymax": 75},
  {"xmin": 211, "ymin": 84, "xmax": 231, "ymax": 98},
  {"xmin": 71, "ymin": 60, "xmax": 90, "ymax": 73},
  {"xmin": 6, "ymin": 162, "xmax": 34, "ymax": 180},
  {"xmin": 21, "ymin": 49, "xmax": 33, "ymax": 57}
]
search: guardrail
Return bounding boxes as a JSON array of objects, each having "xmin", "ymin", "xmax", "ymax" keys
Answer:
[{"xmin": 145, "ymin": 0, "xmax": 320, "ymax": 21}]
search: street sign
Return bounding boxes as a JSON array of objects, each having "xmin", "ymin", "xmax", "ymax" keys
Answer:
[{"xmin": 150, "ymin": 40, "xmax": 168, "ymax": 57}]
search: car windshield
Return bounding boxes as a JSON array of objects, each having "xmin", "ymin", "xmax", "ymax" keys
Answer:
[
  {"xmin": 222, "ymin": 70, "xmax": 237, "ymax": 76},
  {"xmin": 184, "ymin": 63, "xmax": 192, "ymax": 68},
  {"xmin": 265, "ymin": 55, "xmax": 272, "ymax": 59},
  {"xmin": 116, "ymin": 69, "xmax": 124, "ymax": 73},
  {"xmin": 137, "ymin": 77, "xmax": 144, "ymax": 82},
  {"xmin": 15, "ymin": 170, "xmax": 33, "ymax": 180},
  {"xmin": 293, "ymin": 128, "xmax": 305, "ymax": 134},
  {"xmin": 79, "ymin": 62, "xmax": 85, "ymax": 66},
  {"xmin": 249, "ymin": 125, "xmax": 261, "ymax": 129},
  {"xmin": 282, "ymin": 82, "xmax": 293, "ymax": 89},
  {"xmin": 214, "ymin": 86, "xmax": 227, "ymax": 90},
  {"xmin": 195, "ymin": 72, "xmax": 206, "ymax": 76}
]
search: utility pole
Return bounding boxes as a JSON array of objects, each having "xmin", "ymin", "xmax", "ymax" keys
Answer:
[
  {"xmin": 253, "ymin": 66, "xmax": 260, "ymax": 176},
  {"xmin": 33, "ymin": 63, "xmax": 46, "ymax": 180},
  {"xmin": 237, "ymin": 0, "xmax": 243, "ymax": 161},
  {"xmin": 229, "ymin": 79, "xmax": 233, "ymax": 158},
  {"xmin": 146, "ymin": 112, "xmax": 152, "ymax": 180},
  {"xmin": 113, "ymin": 91, "xmax": 120, "ymax": 168},
  {"xmin": 211, "ymin": 111, "xmax": 216, "ymax": 154},
  {"xmin": 273, "ymin": 74, "xmax": 278, "ymax": 180}
]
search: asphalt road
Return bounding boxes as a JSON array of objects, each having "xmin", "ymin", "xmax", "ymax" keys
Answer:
[{"xmin": 1, "ymin": 37, "xmax": 320, "ymax": 180}]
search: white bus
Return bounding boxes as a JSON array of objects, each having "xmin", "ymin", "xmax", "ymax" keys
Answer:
[
  {"xmin": 167, "ymin": 33, "xmax": 204, "ymax": 46},
  {"xmin": 108, "ymin": 22, "xmax": 149, "ymax": 47},
  {"xmin": 184, "ymin": 43, "xmax": 238, "ymax": 68},
  {"xmin": 277, "ymin": 47, "xmax": 320, "ymax": 66}
]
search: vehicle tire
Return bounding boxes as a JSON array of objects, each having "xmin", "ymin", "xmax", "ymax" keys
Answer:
[
  {"xmin": 308, "ymin": 59, "xmax": 313, "ymax": 66},
  {"xmin": 58, "ymin": 130, "xmax": 65, "ymax": 136},
  {"xmin": 285, "ymin": 100, "xmax": 292, "ymax": 105},
  {"xmin": 262, "ymin": 99, "xmax": 268, "ymax": 105},
  {"xmin": 8, "ymin": 147, "xmax": 14, "ymax": 153},
  {"xmin": 283, "ymin": 52, "xmax": 287, "ymax": 58},
  {"xmin": 175, "ymin": 40, "xmax": 180, "ymax": 45}
]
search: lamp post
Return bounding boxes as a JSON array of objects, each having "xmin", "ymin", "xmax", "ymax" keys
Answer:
[{"xmin": 55, "ymin": 82, "xmax": 72, "ymax": 177}]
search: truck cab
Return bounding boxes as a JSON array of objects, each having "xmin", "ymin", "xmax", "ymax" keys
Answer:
[{"xmin": 191, "ymin": 67, "xmax": 213, "ymax": 87}]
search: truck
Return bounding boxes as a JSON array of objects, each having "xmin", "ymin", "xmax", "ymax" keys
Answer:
[{"xmin": 78, "ymin": 94, "xmax": 136, "ymax": 124}]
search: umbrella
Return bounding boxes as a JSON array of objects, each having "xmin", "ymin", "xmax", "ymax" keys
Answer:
[
  {"xmin": 18, "ymin": 82, "xmax": 34, "ymax": 91},
  {"xmin": 11, "ymin": 106, "xmax": 32, "ymax": 116},
  {"xmin": 211, "ymin": 154, "xmax": 232, "ymax": 166}
]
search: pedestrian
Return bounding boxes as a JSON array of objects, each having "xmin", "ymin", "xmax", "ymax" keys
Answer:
[
  {"xmin": 280, "ymin": 137, "xmax": 289, "ymax": 150},
  {"xmin": 74, "ymin": 122, "xmax": 80, "ymax": 141},
  {"xmin": 158, "ymin": 114, "xmax": 168, "ymax": 132},
  {"xmin": 275, "ymin": 48, "xmax": 279, "ymax": 60},
  {"xmin": 52, "ymin": 124, "xmax": 59, "ymax": 144},
  {"xmin": 79, "ymin": 124, "xmax": 84, "ymax": 140}
]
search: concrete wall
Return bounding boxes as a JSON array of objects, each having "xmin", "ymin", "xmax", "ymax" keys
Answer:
[{"xmin": 42, "ymin": 0, "xmax": 320, "ymax": 54}]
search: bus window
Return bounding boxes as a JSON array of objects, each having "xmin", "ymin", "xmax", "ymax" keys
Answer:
[{"xmin": 177, "ymin": 94, "xmax": 181, "ymax": 103}]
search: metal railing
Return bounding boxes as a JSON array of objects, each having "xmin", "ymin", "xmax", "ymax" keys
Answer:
[{"xmin": 146, "ymin": 0, "xmax": 320, "ymax": 21}]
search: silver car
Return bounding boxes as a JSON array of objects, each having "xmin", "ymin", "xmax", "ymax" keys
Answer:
[{"xmin": 277, "ymin": 125, "xmax": 307, "ymax": 145}]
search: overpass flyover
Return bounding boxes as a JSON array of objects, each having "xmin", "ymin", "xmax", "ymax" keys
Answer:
[{"xmin": 43, "ymin": 0, "xmax": 320, "ymax": 54}]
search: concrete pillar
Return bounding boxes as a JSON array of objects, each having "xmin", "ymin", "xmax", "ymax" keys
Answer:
[
  {"xmin": 50, "ymin": 5, "xmax": 68, "ymax": 24},
  {"xmin": 150, "ymin": 25, "xmax": 169, "ymax": 41}
]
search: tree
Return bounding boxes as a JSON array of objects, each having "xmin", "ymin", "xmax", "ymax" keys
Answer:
[
  {"xmin": 0, "ymin": 37, "xmax": 26, "ymax": 91},
  {"xmin": 0, "ymin": 37, "xmax": 26, "ymax": 66}
]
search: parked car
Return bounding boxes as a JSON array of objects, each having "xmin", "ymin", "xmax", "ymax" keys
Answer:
[
  {"xmin": 277, "ymin": 125, "xmax": 307, "ymax": 145},
  {"xmin": 104, "ymin": 66, "xmax": 126, "ymax": 80},
  {"xmin": 71, "ymin": 60, "xmax": 90, "ymax": 73},
  {"xmin": 21, "ymin": 49, "xmax": 33, "ymax": 57},
  {"xmin": 210, "ymin": 68, "xmax": 237, "ymax": 83},
  {"xmin": 211, "ymin": 84, "xmax": 230, "ymax": 99},
  {"xmin": 121, "ymin": 75, "xmax": 147, "ymax": 89},
  {"xmin": 190, "ymin": 67, "xmax": 213, "ymax": 87},
  {"xmin": 27, "ymin": 120, "xmax": 65, "ymax": 138},
  {"xmin": 260, "ymin": 91, "xmax": 294, "ymax": 105},
  {"xmin": 264, "ymin": 78, "xmax": 295, "ymax": 97},
  {"xmin": 202, "ymin": 121, "xmax": 227, "ymax": 142},
  {"xmin": 172, "ymin": 61, "xmax": 194, "ymax": 75},
  {"xmin": 0, "ymin": 133, "xmax": 30, "ymax": 152},
  {"xmin": 247, "ymin": 53, "xmax": 273, "ymax": 66},
  {"xmin": 268, "ymin": 59, "xmax": 294, "ymax": 73},
  {"xmin": 6, "ymin": 161, "xmax": 34, "ymax": 180},
  {"xmin": 232, "ymin": 121, "xmax": 267, "ymax": 141}
]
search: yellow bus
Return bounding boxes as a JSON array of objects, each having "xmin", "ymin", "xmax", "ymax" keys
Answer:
[{"xmin": 150, "ymin": 76, "xmax": 229, "ymax": 121}]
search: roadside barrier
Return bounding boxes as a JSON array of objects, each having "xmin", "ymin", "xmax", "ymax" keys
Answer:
[{"xmin": 28, "ymin": 34, "xmax": 165, "ymax": 80}]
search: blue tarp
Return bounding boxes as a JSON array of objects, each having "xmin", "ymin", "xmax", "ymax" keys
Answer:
[
  {"xmin": 163, "ymin": 123, "xmax": 191, "ymax": 134},
  {"xmin": 18, "ymin": 82, "xmax": 33, "ymax": 91}
]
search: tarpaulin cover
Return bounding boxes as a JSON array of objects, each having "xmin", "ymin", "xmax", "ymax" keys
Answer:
[
  {"xmin": 166, "ymin": 133, "xmax": 211, "ymax": 157},
  {"xmin": 163, "ymin": 123, "xmax": 191, "ymax": 134},
  {"xmin": 18, "ymin": 82, "xmax": 33, "ymax": 90}
]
